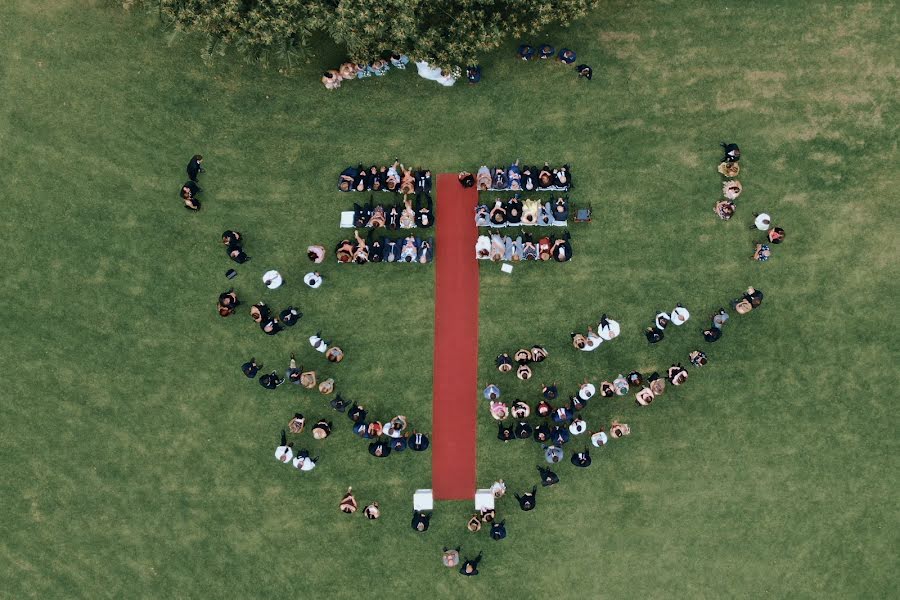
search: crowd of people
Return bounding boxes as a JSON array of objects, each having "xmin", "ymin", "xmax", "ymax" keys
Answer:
[
  {"xmin": 475, "ymin": 195, "xmax": 569, "ymax": 226},
  {"xmin": 322, "ymin": 54, "xmax": 411, "ymax": 89},
  {"xmin": 458, "ymin": 161, "xmax": 571, "ymax": 192},
  {"xmin": 493, "ymin": 345, "xmax": 549, "ymax": 382},
  {"xmin": 516, "ymin": 43, "xmax": 593, "ymax": 81},
  {"xmin": 335, "ymin": 230, "xmax": 433, "ymax": 264},
  {"xmin": 351, "ymin": 194, "xmax": 434, "ymax": 229},
  {"xmin": 337, "ymin": 162, "xmax": 431, "ymax": 194},
  {"xmin": 713, "ymin": 143, "xmax": 787, "ymax": 261},
  {"xmin": 475, "ymin": 231, "xmax": 572, "ymax": 262}
]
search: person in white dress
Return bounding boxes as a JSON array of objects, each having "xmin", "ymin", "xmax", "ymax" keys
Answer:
[
  {"xmin": 292, "ymin": 451, "xmax": 317, "ymax": 472},
  {"xmin": 569, "ymin": 417, "xmax": 587, "ymax": 436},
  {"xmin": 655, "ymin": 311, "xmax": 670, "ymax": 330},
  {"xmin": 415, "ymin": 60, "xmax": 443, "ymax": 81},
  {"xmin": 578, "ymin": 380, "xmax": 596, "ymax": 401},
  {"xmin": 590, "ymin": 429, "xmax": 608, "ymax": 447},
  {"xmin": 598, "ymin": 314, "xmax": 620, "ymax": 340},
  {"xmin": 754, "ymin": 212, "xmax": 772, "ymax": 231},
  {"xmin": 490, "ymin": 480, "xmax": 506, "ymax": 498},
  {"xmin": 309, "ymin": 332, "xmax": 329, "ymax": 353}
]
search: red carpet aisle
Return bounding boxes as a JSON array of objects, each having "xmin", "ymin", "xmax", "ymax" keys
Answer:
[{"xmin": 432, "ymin": 173, "xmax": 479, "ymax": 500}]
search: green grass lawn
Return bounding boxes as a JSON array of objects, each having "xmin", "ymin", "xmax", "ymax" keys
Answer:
[{"xmin": 1, "ymin": 0, "xmax": 897, "ymax": 597}]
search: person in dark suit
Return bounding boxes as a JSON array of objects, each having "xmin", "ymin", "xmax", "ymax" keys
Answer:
[
  {"xmin": 259, "ymin": 371, "xmax": 283, "ymax": 389},
  {"xmin": 537, "ymin": 465, "xmax": 559, "ymax": 487},
  {"xmin": 572, "ymin": 447, "xmax": 592, "ymax": 467},
  {"xmin": 347, "ymin": 404, "xmax": 367, "ymax": 423},
  {"xmin": 459, "ymin": 551, "xmax": 483, "ymax": 576},
  {"xmin": 409, "ymin": 431, "xmax": 430, "ymax": 451},
  {"xmin": 576, "ymin": 64, "xmax": 593, "ymax": 80},
  {"xmin": 515, "ymin": 486, "xmax": 537, "ymax": 511},
  {"xmin": 368, "ymin": 438, "xmax": 391, "ymax": 458},
  {"xmin": 241, "ymin": 358, "xmax": 261, "ymax": 378},
  {"xmin": 497, "ymin": 422, "xmax": 514, "ymax": 442},
  {"xmin": 489, "ymin": 520, "xmax": 506, "ymax": 541},
  {"xmin": 187, "ymin": 154, "xmax": 204, "ymax": 182}
]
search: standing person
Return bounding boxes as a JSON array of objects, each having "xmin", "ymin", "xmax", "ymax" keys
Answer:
[
  {"xmin": 187, "ymin": 154, "xmax": 204, "ymax": 182},
  {"xmin": 241, "ymin": 358, "xmax": 261, "ymax": 378},
  {"xmin": 490, "ymin": 479, "xmax": 506, "ymax": 499},
  {"xmin": 712, "ymin": 308, "xmax": 729, "ymax": 329},
  {"xmin": 292, "ymin": 450, "xmax": 318, "ymax": 472},
  {"xmin": 571, "ymin": 447, "xmax": 592, "ymax": 467},
  {"xmin": 409, "ymin": 430, "xmax": 430, "ymax": 451},
  {"xmin": 753, "ymin": 212, "xmax": 772, "ymax": 231},
  {"xmin": 274, "ymin": 430, "xmax": 293, "ymax": 464},
  {"xmin": 459, "ymin": 551, "xmax": 483, "ymax": 576},
  {"xmin": 576, "ymin": 64, "xmax": 593, "ymax": 80},
  {"xmin": 543, "ymin": 444, "xmax": 563, "ymax": 464},
  {"xmin": 590, "ymin": 428, "xmax": 608, "ymax": 448},
  {"xmin": 411, "ymin": 511, "xmax": 431, "ymax": 532},
  {"xmin": 364, "ymin": 502, "xmax": 380, "ymax": 520},
  {"xmin": 259, "ymin": 371, "xmax": 284, "ymax": 389},
  {"xmin": 703, "ymin": 326, "xmax": 722, "ymax": 342},
  {"xmin": 339, "ymin": 487, "xmax": 358, "ymax": 514},
  {"xmin": 515, "ymin": 486, "xmax": 538, "ymax": 511},
  {"xmin": 466, "ymin": 65, "xmax": 482, "ymax": 84},
  {"xmin": 442, "ymin": 546, "xmax": 461, "ymax": 568},
  {"xmin": 537, "ymin": 465, "xmax": 559, "ymax": 487},
  {"xmin": 304, "ymin": 272, "xmax": 323, "ymax": 289},
  {"xmin": 489, "ymin": 520, "xmax": 507, "ymax": 541},
  {"xmin": 483, "ymin": 383, "xmax": 501, "ymax": 400}
]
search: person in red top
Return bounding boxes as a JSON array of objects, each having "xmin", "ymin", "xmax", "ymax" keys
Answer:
[{"xmin": 538, "ymin": 236, "xmax": 552, "ymax": 260}]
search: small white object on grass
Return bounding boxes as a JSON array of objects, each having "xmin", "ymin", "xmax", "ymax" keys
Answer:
[
  {"xmin": 413, "ymin": 489, "xmax": 434, "ymax": 511},
  {"xmin": 501, "ymin": 263, "xmax": 514, "ymax": 274}
]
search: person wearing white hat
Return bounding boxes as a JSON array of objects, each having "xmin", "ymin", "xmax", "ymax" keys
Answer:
[
  {"xmin": 263, "ymin": 270, "xmax": 283, "ymax": 289},
  {"xmin": 671, "ymin": 304, "xmax": 690, "ymax": 326},
  {"xmin": 598, "ymin": 314, "xmax": 620, "ymax": 340},
  {"xmin": 304, "ymin": 271, "xmax": 323, "ymax": 289}
]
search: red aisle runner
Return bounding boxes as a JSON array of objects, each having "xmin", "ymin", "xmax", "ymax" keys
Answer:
[{"xmin": 432, "ymin": 173, "xmax": 479, "ymax": 500}]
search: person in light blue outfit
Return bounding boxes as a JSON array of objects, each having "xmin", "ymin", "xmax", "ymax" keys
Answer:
[
  {"xmin": 390, "ymin": 52, "xmax": 409, "ymax": 69},
  {"xmin": 484, "ymin": 384, "xmax": 501, "ymax": 400},
  {"xmin": 371, "ymin": 59, "xmax": 390, "ymax": 76},
  {"xmin": 356, "ymin": 63, "xmax": 373, "ymax": 78},
  {"xmin": 543, "ymin": 444, "xmax": 564, "ymax": 464}
]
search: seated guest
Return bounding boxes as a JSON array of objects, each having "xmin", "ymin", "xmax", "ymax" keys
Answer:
[
  {"xmin": 551, "ymin": 232, "xmax": 572, "ymax": 262},
  {"xmin": 521, "ymin": 199, "xmax": 539, "ymax": 225},
  {"xmin": 491, "ymin": 200, "xmax": 506, "ymax": 225},
  {"xmin": 368, "ymin": 203, "xmax": 386, "ymax": 228},
  {"xmin": 338, "ymin": 166, "xmax": 357, "ymax": 191},
  {"xmin": 613, "ymin": 376, "xmax": 629, "ymax": 396},
  {"xmin": 492, "ymin": 168, "xmax": 509, "ymax": 190},
  {"xmin": 610, "ymin": 420, "xmax": 631, "ymax": 438},
  {"xmin": 752, "ymin": 243, "xmax": 771, "ymax": 262},
  {"xmin": 459, "ymin": 171, "xmax": 475, "ymax": 187},
  {"xmin": 720, "ymin": 142, "xmax": 741, "ymax": 162},
  {"xmin": 330, "ymin": 394, "xmax": 351, "ymax": 412},
  {"xmin": 476, "ymin": 166, "xmax": 492, "ymax": 191},
  {"xmin": 418, "ymin": 238, "xmax": 434, "ymax": 263},
  {"xmin": 514, "ymin": 421, "xmax": 532, "ymax": 439},
  {"xmin": 371, "ymin": 59, "xmax": 389, "ymax": 76},
  {"xmin": 553, "ymin": 197, "xmax": 569, "ymax": 221},
  {"xmin": 538, "ymin": 44, "xmax": 555, "ymax": 59},
  {"xmin": 415, "ymin": 169, "xmax": 431, "ymax": 194},
  {"xmin": 506, "ymin": 196, "xmax": 522, "ymax": 224},
  {"xmin": 372, "ymin": 166, "xmax": 386, "ymax": 191},
  {"xmin": 538, "ymin": 164, "xmax": 553, "ymax": 188},
  {"xmin": 511, "ymin": 400, "xmax": 530, "ymax": 418},
  {"xmin": 409, "ymin": 430, "xmax": 430, "ymax": 451},
  {"xmin": 326, "ymin": 346, "xmax": 344, "ymax": 363},
  {"xmin": 411, "ymin": 511, "xmax": 430, "ymax": 532},
  {"xmin": 390, "ymin": 53, "xmax": 409, "ymax": 68},
  {"xmin": 322, "ymin": 70, "xmax": 341, "ymax": 89},
  {"xmin": 557, "ymin": 48, "xmax": 576, "ymax": 64},
  {"xmin": 414, "ymin": 194, "xmax": 434, "ymax": 228},
  {"xmin": 249, "ymin": 302, "xmax": 270, "ymax": 323},
  {"xmin": 590, "ymin": 428, "xmax": 608, "ymax": 447},
  {"xmin": 715, "ymin": 199, "xmax": 735, "ymax": 220},
  {"xmin": 538, "ymin": 465, "xmax": 559, "ymax": 486},
  {"xmin": 222, "ymin": 230, "xmax": 241, "ymax": 246},
  {"xmin": 288, "ymin": 413, "xmax": 305, "ymax": 434},
  {"xmin": 475, "ymin": 204, "xmax": 490, "ymax": 227},
  {"xmin": 400, "ymin": 198, "xmax": 416, "ymax": 229},
  {"xmin": 576, "ymin": 64, "xmax": 593, "ymax": 80},
  {"xmin": 507, "ymin": 160, "xmax": 522, "ymax": 190},
  {"xmin": 515, "ymin": 486, "xmax": 538, "ymax": 511},
  {"xmin": 399, "ymin": 165, "xmax": 415, "ymax": 195},
  {"xmin": 496, "ymin": 353, "xmax": 513, "ymax": 373},
  {"xmin": 338, "ymin": 62, "xmax": 358, "ymax": 79},
  {"xmin": 689, "ymin": 350, "xmax": 708, "ymax": 367},
  {"xmin": 522, "ymin": 166, "xmax": 536, "ymax": 191},
  {"xmin": 475, "ymin": 234, "xmax": 491, "ymax": 259},
  {"xmin": 285, "ymin": 354, "xmax": 301, "ymax": 383}
]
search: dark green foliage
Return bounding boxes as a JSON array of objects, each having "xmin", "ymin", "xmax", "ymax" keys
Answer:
[{"xmin": 132, "ymin": 0, "xmax": 597, "ymax": 67}]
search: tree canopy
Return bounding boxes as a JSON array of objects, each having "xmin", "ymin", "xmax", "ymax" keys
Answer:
[{"xmin": 130, "ymin": 0, "xmax": 598, "ymax": 69}]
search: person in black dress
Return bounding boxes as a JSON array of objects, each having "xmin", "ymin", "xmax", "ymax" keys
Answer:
[
  {"xmin": 576, "ymin": 64, "xmax": 593, "ymax": 80},
  {"xmin": 409, "ymin": 431, "xmax": 430, "ymax": 451},
  {"xmin": 703, "ymin": 327, "xmax": 722, "ymax": 343},
  {"xmin": 489, "ymin": 520, "xmax": 506, "ymax": 540},
  {"xmin": 497, "ymin": 422, "xmax": 514, "ymax": 442},
  {"xmin": 411, "ymin": 510, "xmax": 430, "ymax": 532},
  {"xmin": 537, "ymin": 465, "xmax": 559, "ymax": 487},
  {"xmin": 368, "ymin": 438, "xmax": 391, "ymax": 457},
  {"xmin": 459, "ymin": 551, "xmax": 483, "ymax": 576},
  {"xmin": 645, "ymin": 326, "xmax": 664, "ymax": 344},
  {"xmin": 259, "ymin": 371, "xmax": 283, "ymax": 389},
  {"xmin": 187, "ymin": 154, "xmax": 204, "ymax": 182},
  {"xmin": 280, "ymin": 307, "xmax": 301, "ymax": 326},
  {"xmin": 514, "ymin": 421, "xmax": 532, "ymax": 439}
]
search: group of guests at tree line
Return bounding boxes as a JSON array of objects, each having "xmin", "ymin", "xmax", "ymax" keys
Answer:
[
  {"xmin": 712, "ymin": 143, "xmax": 787, "ymax": 262},
  {"xmin": 322, "ymin": 53, "xmax": 411, "ymax": 89}
]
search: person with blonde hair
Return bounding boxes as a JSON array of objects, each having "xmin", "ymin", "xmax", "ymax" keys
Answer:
[
  {"xmin": 322, "ymin": 70, "xmax": 341, "ymax": 89},
  {"xmin": 339, "ymin": 487, "xmax": 358, "ymax": 513},
  {"xmin": 364, "ymin": 502, "xmax": 380, "ymax": 520},
  {"xmin": 610, "ymin": 420, "xmax": 631, "ymax": 438},
  {"xmin": 311, "ymin": 419, "xmax": 332, "ymax": 439},
  {"xmin": 287, "ymin": 413, "xmax": 305, "ymax": 434}
]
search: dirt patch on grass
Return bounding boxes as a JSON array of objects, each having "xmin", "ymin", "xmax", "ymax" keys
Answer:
[
  {"xmin": 745, "ymin": 71, "xmax": 787, "ymax": 82},
  {"xmin": 810, "ymin": 152, "xmax": 843, "ymax": 166},
  {"xmin": 783, "ymin": 193, "xmax": 809, "ymax": 206},
  {"xmin": 600, "ymin": 31, "xmax": 641, "ymax": 42}
]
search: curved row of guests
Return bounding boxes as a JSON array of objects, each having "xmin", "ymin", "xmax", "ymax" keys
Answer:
[
  {"xmin": 476, "ymin": 196, "xmax": 569, "ymax": 226},
  {"xmin": 571, "ymin": 314, "xmax": 621, "ymax": 351},
  {"xmin": 475, "ymin": 231, "xmax": 572, "ymax": 262},
  {"xmin": 458, "ymin": 161, "xmax": 571, "ymax": 191},
  {"xmin": 344, "ymin": 410, "xmax": 431, "ymax": 456},
  {"xmin": 217, "ymin": 287, "xmax": 302, "ymax": 336},
  {"xmin": 494, "ymin": 345, "xmax": 548, "ymax": 381},
  {"xmin": 322, "ymin": 53, "xmax": 410, "ymax": 89},
  {"xmin": 336, "ymin": 230, "xmax": 433, "ymax": 264},
  {"xmin": 352, "ymin": 194, "xmax": 433, "ymax": 229},
  {"xmin": 515, "ymin": 44, "xmax": 593, "ymax": 80},
  {"xmin": 338, "ymin": 162, "xmax": 431, "ymax": 194}
]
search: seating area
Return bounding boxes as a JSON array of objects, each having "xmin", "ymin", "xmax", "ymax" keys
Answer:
[
  {"xmin": 340, "ymin": 195, "xmax": 434, "ymax": 229},
  {"xmin": 335, "ymin": 231, "xmax": 433, "ymax": 264},
  {"xmin": 475, "ymin": 196, "xmax": 569, "ymax": 227},
  {"xmin": 461, "ymin": 161, "xmax": 570, "ymax": 191},
  {"xmin": 337, "ymin": 162, "xmax": 432, "ymax": 193}
]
